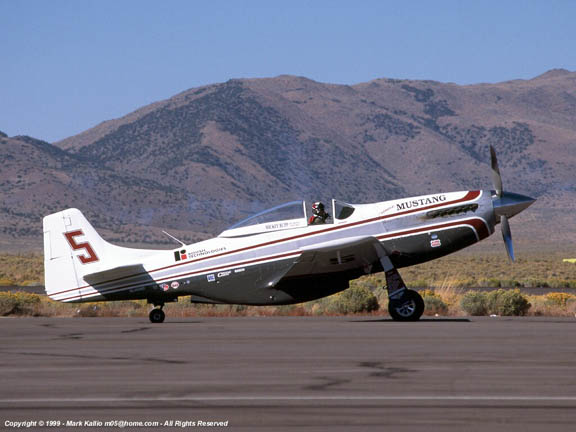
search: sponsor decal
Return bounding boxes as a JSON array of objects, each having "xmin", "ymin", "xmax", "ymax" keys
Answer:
[
  {"xmin": 430, "ymin": 239, "xmax": 442, "ymax": 248},
  {"xmin": 217, "ymin": 271, "xmax": 231, "ymax": 278},
  {"xmin": 396, "ymin": 195, "xmax": 447, "ymax": 212},
  {"xmin": 161, "ymin": 283, "xmax": 170, "ymax": 292},
  {"xmin": 234, "ymin": 268, "xmax": 245, "ymax": 273},
  {"xmin": 207, "ymin": 274, "xmax": 215, "ymax": 282},
  {"xmin": 185, "ymin": 247, "xmax": 227, "ymax": 261},
  {"xmin": 174, "ymin": 249, "xmax": 188, "ymax": 261},
  {"xmin": 265, "ymin": 220, "xmax": 303, "ymax": 230},
  {"xmin": 431, "ymin": 234, "xmax": 438, "ymax": 239},
  {"xmin": 174, "ymin": 247, "xmax": 226, "ymax": 262},
  {"xmin": 171, "ymin": 281, "xmax": 179, "ymax": 289},
  {"xmin": 379, "ymin": 205, "xmax": 395, "ymax": 216}
]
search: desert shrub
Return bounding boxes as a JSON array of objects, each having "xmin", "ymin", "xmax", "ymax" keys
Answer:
[
  {"xmin": 373, "ymin": 287, "xmax": 389, "ymax": 305},
  {"xmin": 487, "ymin": 289, "xmax": 531, "ymax": 316},
  {"xmin": 523, "ymin": 279, "xmax": 549, "ymax": 288},
  {"xmin": 460, "ymin": 291, "xmax": 489, "ymax": 316},
  {"xmin": 547, "ymin": 280, "xmax": 576, "ymax": 289},
  {"xmin": 76, "ymin": 305, "xmax": 101, "ymax": 317},
  {"xmin": 0, "ymin": 292, "xmax": 41, "ymax": 315},
  {"xmin": 418, "ymin": 289, "xmax": 447, "ymax": 315},
  {"xmin": 479, "ymin": 278, "xmax": 502, "ymax": 288},
  {"xmin": 545, "ymin": 292, "xmax": 576, "ymax": 307},
  {"xmin": 419, "ymin": 289, "xmax": 437, "ymax": 298},
  {"xmin": 423, "ymin": 295, "xmax": 448, "ymax": 315},
  {"xmin": 408, "ymin": 279, "xmax": 429, "ymax": 288},
  {"xmin": 327, "ymin": 286, "xmax": 380, "ymax": 314}
]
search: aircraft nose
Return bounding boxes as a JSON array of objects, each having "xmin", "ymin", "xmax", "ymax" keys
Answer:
[{"xmin": 492, "ymin": 191, "xmax": 536, "ymax": 219}]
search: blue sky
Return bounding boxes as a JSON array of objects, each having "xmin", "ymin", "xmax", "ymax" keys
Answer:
[{"xmin": 1, "ymin": 0, "xmax": 575, "ymax": 142}]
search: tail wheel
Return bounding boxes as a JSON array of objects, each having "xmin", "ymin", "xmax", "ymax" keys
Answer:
[
  {"xmin": 149, "ymin": 308, "xmax": 165, "ymax": 323},
  {"xmin": 388, "ymin": 289, "xmax": 424, "ymax": 321}
]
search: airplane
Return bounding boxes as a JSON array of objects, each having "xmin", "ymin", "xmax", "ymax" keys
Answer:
[{"xmin": 43, "ymin": 146, "xmax": 535, "ymax": 323}]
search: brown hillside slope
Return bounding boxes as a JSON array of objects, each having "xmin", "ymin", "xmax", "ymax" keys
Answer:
[
  {"xmin": 0, "ymin": 136, "xmax": 206, "ymax": 250},
  {"xmin": 1, "ymin": 70, "xmax": 575, "ymax": 251}
]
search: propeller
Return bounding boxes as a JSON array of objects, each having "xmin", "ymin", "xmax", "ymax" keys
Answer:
[
  {"xmin": 500, "ymin": 215, "xmax": 514, "ymax": 261},
  {"xmin": 490, "ymin": 145, "xmax": 503, "ymax": 198},
  {"xmin": 489, "ymin": 145, "xmax": 535, "ymax": 262}
]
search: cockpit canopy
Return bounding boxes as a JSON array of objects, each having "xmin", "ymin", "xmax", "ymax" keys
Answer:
[{"xmin": 219, "ymin": 200, "xmax": 355, "ymax": 238}]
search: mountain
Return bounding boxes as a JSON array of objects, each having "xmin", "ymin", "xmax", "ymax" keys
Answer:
[
  {"xmin": 2, "ymin": 70, "xmax": 576, "ymax": 252},
  {"xmin": 0, "ymin": 135, "xmax": 205, "ymax": 250}
]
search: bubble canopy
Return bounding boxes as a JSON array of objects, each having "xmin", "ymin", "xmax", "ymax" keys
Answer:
[
  {"xmin": 218, "ymin": 200, "xmax": 356, "ymax": 238},
  {"xmin": 219, "ymin": 201, "xmax": 308, "ymax": 237}
]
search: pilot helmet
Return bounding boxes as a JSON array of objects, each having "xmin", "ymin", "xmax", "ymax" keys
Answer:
[{"xmin": 312, "ymin": 202, "xmax": 325, "ymax": 215}]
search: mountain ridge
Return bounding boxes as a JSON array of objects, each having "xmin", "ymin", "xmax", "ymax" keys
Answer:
[{"xmin": 2, "ymin": 69, "xmax": 575, "ymax": 252}]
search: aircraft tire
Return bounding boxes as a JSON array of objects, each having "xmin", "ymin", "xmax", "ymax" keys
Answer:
[
  {"xmin": 149, "ymin": 308, "xmax": 165, "ymax": 323},
  {"xmin": 388, "ymin": 289, "xmax": 424, "ymax": 321}
]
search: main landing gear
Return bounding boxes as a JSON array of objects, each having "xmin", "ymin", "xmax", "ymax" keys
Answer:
[
  {"xmin": 388, "ymin": 289, "xmax": 424, "ymax": 321},
  {"xmin": 149, "ymin": 304, "xmax": 165, "ymax": 323},
  {"xmin": 376, "ymin": 249, "xmax": 425, "ymax": 321}
]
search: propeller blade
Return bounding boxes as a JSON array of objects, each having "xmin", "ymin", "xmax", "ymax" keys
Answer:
[
  {"xmin": 490, "ymin": 145, "xmax": 503, "ymax": 198},
  {"xmin": 501, "ymin": 215, "xmax": 515, "ymax": 262}
]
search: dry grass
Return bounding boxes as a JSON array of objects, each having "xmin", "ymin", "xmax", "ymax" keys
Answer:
[
  {"xmin": 3, "ymin": 289, "xmax": 576, "ymax": 318},
  {"xmin": 0, "ymin": 253, "xmax": 43, "ymax": 285},
  {"xmin": 2, "ymin": 252, "xmax": 576, "ymax": 288},
  {"xmin": 2, "ymin": 252, "xmax": 576, "ymax": 318}
]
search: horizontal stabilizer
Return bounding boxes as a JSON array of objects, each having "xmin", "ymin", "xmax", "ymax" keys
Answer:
[{"xmin": 83, "ymin": 264, "xmax": 147, "ymax": 286}]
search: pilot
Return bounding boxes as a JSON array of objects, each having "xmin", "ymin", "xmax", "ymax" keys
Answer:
[{"xmin": 309, "ymin": 202, "xmax": 330, "ymax": 225}]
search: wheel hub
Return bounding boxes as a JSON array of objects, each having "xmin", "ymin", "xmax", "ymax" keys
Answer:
[{"xmin": 394, "ymin": 299, "xmax": 416, "ymax": 317}]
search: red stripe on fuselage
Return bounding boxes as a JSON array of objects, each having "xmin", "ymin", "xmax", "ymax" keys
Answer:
[{"xmin": 55, "ymin": 216, "xmax": 489, "ymax": 302}]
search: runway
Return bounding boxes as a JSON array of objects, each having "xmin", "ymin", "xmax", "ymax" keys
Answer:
[{"xmin": 1, "ymin": 316, "xmax": 576, "ymax": 431}]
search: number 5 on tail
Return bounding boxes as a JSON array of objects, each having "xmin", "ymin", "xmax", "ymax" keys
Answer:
[{"xmin": 64, "ymin": 230, "xmax": 99, "ymax": 264}]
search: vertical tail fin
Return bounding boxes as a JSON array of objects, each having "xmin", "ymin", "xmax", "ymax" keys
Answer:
[{"xmin": 42, "ymin": 208, "xmax": 156, "ymax": 301}]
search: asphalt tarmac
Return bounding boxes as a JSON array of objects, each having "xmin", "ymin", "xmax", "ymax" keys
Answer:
[{"xmin": 1, "ymin": 316, "xmax": 576, "ymax": 431}]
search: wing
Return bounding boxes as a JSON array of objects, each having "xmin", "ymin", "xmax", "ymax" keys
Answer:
[{"xmin": 284, "ymin": 236, "xmax": 384, "ymax": 279}]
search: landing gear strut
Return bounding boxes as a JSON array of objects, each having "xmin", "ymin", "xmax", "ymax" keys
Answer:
[
  {"xmin": 375, "ymin": 247, "xmax": 425, "ymax": 321},
  {"xmin": 149, "ymin": 304, "xmax": 165, "ymax": 323}
]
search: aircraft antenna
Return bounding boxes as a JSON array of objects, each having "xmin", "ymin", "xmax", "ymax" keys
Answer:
[{"xmin": 162, "ymin": 230, "xmax": 186, "ymax": 246}]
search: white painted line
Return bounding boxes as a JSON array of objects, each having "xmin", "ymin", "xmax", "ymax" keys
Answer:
[{"xmin": 2, "ymin": 395, "xmax": 576, "ymax": 403}]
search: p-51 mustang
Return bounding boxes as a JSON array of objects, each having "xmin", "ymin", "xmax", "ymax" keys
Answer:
[{"xmin": 43, "ymin": 146, "xmax": 535, "ymax": 322}]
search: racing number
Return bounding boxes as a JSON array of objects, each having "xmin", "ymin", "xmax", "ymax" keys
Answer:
[{"xmin": 64, "ymin": 230, "xmax": 99, "ymax": 264}]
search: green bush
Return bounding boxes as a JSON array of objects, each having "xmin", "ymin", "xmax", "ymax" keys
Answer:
[
  {"xmin": 0, "ymin": 292, "xmax": 41, "ymax": 316},
  {"xmin": 423, "ymin": 295, "xmax": 448, "ymax": 315},
  {"xmin": 487, "ymin": 289, "xmax": 531, "ymax": 316},
  {"xmin": 460, "ymin": 291, "xmax": 489, "ymax": 316},
  {"xmin": 328, "ymin": 286, "xmax": 380, "ymax": 314}
]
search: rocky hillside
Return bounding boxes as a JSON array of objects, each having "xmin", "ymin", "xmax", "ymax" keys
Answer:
[{"xmin": 2, "ymin": 69, "xmax": 576, "ymax": 251}]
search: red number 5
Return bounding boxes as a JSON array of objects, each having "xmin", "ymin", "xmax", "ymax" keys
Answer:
[{"xmin": 64, "ymin": 230, "xmax": 99, "ymax": 264}]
